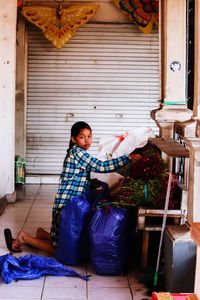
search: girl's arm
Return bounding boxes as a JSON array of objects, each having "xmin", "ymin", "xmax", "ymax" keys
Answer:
[{"xmin": 75, "ymin": 147, "xmax": 129, "ymax": 173}]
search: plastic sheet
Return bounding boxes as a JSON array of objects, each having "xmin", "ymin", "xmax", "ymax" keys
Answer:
[
  {"xmin": 89, "ymin": 207, "xmax": 130, "ymax": 275},
  {"xmin": 0, "ymin": 254, "xmax": 89, "ymax": 284},
  {"xmin": 55, "ymin": 196, "xmax": 91, "ymax": 265},
  {"xmin": 98, "ymin": 127, "xmax": 154, "ymax": 159},
  {"xmin": 91, "ymin": 127, "xmax": 154, "ymax": 187}
]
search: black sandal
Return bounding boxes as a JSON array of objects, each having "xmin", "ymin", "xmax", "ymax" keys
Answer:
[{"xmin": 4, "ymin": 228, "xmax": 22, "ymax": 253}]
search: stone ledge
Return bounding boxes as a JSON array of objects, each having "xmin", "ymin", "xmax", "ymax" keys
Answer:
[{"xmin": 191, "ymin": 223, "xmax": 200, "ymax": 247}]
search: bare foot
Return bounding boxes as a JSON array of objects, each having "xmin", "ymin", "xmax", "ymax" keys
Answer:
[
  {"xmin": 12, "ymin": 230, "xmax": 28, "ymax": 249},
  {"xmin": 11, "ymin": 229, "xmax": 55, "ymax": 254}
]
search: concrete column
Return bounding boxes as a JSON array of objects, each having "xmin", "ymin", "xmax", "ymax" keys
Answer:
[
  {"xmin": 194, "ymin": 0, "xmax": 200, "ymax": 118},
  {"xmin": 0, "ymin": 1, "xmax": 17, "ymax": 200},
  {"xmin": 162, "ymin": 0, "xmax": 186, "ymax": 106},
  {"xmin": 184, "ymin": 139, "xmax": 200, "ymax": 223},
  {"xmin": 151, "ymin": 0, "xmax": 192, "ymax": 139},
  {"xmin": 175, "ymin": 0, "xmax": 200, "ymax": 224},
  {"xmin": 175, "ymin": 0, "xmax": 200, "ymax": 139},
  {"xmin": 16, "ymin": 15, "xmax": 27, "ymax": 158},
  {"xmin": 194, "ymin": 247, "xmax": 200, "ymax": 297},
  {"xmin": 190, "ymin": 224, "xmax": 200, "ymax": 298}
]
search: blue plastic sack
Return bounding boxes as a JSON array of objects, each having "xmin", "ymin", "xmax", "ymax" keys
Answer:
[
  {"xmin": 86, "ymin": 179, "xmax": 112, "ymax": 207},
  {"xmin": 89, "ymin": 207, "xmax": 130, "ymax": 275},
  {"xmin": 55, "ymin": 196, "xmax": 91, "ymax": 265},
  {"xmin": 0, "ymin": 254, "xmax": 89, "ymax": 284}
]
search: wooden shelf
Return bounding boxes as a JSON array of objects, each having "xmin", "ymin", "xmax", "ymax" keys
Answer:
[
  {"xmin": 149, "ymin": 138, "xmax": 189, "ymax": 158},
  {"xmin": 137, "ymin": 207, "xmax": 187, "ymax": 269},
  {"xmin": 137, "ymin": 208, "xmax": 186, "ymax": 230},
  {"xmin": 137, "ymin": 138, "xmax": 189, "ymax": 270}
]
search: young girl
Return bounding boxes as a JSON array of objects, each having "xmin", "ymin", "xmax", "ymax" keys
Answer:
[{"xmin": 5, "ymin": 121, "xmax": 141, "ymax": 254}]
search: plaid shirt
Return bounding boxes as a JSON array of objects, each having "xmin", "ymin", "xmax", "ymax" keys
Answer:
[{"xmin": 54, "ymin": 145, "xmax": 129, "ymax": 209}]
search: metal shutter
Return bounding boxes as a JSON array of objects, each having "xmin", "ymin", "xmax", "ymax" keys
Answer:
[{"xmin": 26, "ymin": 23, "xmax": 160, "ymax": 175}]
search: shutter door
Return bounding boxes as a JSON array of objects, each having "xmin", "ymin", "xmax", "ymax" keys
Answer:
[{"xmin": 27, "ymin": 23, "xmax": 160, "ymax": 175}]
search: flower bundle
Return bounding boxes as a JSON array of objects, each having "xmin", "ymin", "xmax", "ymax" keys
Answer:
[
  {"xmin": 116, "ymin": 174, "xmax": 181, "ymax": 209},
  {"xmin": 130, "ymin": 142, "xmax": 165, "ymax": 179},
  {"xmin": 130, "ymin": 153, "xmax": 165, "ymax": 181},
  {"xmin": 115, "ymin": 143, "xmax": 181, "ymax": 209}
]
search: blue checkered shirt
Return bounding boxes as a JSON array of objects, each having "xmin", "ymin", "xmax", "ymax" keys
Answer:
[{"xmin": 54, "ymin": 145, "xmax": 129, "ymax": 209}]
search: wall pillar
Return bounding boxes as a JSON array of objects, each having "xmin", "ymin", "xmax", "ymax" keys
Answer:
[
  {"xmin": 193, "ymin": 0, "xmax": 200, "ymax": 119},
  {"xmin": 184, "ymin": 139, "xmax": 200, "ymax": 223},
  {"xmin": 191, "ymin": 224, "xmax": 200, "ymax": 299},
  {"xmin": 175, "ymin": 0, "xmax": 200, "ymax": 223},
  {"xmin": 175, "ymin": 0, "xmax": 200, "ymax": 138},
  {"xmin": 151, "ymin": 0, "xmax": 192, "ymax": 139},
  {"xmin": 16, "ymin": 15, "xmax": 27, "ymax": 158},
  {"xmin": 0, "ymin": 1, "xmax": 17, "ymax": 200}
]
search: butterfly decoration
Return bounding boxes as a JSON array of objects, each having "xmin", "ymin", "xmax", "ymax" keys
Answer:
[
  {"xmin": 113, "ymin": 0, "xmax": 159, "ymax": 34},
  {"xmin": 21, "ymin": 2, "xmax": 99, "ymax": 48}
]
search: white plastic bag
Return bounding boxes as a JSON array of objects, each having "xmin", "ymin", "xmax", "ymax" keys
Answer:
[
  {"xmin": 91, "ymin": 127, "xmax": 155, "ymax": 188},
  {"xmin": 98, "ymin": 127, "xmax": 154, "ymax": 159}
]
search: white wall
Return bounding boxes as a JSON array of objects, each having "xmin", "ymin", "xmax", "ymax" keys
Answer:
[{"xmin": 0, "ymin": 1, "xmax": 17, "ymax": 198}]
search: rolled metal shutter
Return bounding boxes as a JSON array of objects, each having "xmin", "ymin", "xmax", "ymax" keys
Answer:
[{"xmin": 27, "ymin": 23, "xmax": 160, "ymax": 175}]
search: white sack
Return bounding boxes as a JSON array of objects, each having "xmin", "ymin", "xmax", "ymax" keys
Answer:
[{"xmin": 91, "ymin": 127, "xmax": 155, "ymax": 188}]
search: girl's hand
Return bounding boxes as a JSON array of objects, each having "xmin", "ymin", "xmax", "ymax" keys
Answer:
[
  {"xmin": 119, "ymin": 177, "xmax": 125, "ymax": 186},
  {"xmin": 129, "ymin": 153, "xmax": 142, "ymax": 161}
]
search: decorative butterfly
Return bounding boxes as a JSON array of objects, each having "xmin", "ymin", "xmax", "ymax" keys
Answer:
[
  {"xmin": 21, "ymin": 3, "xmax": 99, "ymax": 48},
  {"xmin": 114, "ymin": 0, "xmax": 159, "ymax": 34}
]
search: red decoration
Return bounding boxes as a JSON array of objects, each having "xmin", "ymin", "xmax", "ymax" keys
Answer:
[
  {"xmin": 114, "ymin": 0, "xmax": 159, "ymax": 33},
  {"xmin": 17, "ymin": 0, "xmax": 23, "ymax": 7}
]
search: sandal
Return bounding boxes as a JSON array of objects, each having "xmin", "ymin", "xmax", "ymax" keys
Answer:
[{"xmin": 4, "ymin": 228, "xmax": 22, "ymax": 253}]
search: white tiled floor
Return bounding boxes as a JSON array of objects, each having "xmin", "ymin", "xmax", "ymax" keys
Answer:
[{"xmin": 0, "ymin": 185, "xmax": 151, "ymax": 300}]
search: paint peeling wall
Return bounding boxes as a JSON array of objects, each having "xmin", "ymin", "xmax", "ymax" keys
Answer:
[{"xmin": 0, "ymin": 1, "xmax": 17, "ymax": 198}]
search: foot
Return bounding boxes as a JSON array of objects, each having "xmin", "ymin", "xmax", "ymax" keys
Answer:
[
  {"xmin": 4, "ymin": 228, "xmax": 22, "ymax": 253},
  {"xmin": 12, "ymin": 230, "xmax": 27, "ymax": 250}
]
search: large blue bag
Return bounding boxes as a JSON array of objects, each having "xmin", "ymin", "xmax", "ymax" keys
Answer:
[
  {"xmin": 89, "ymin": 207, "xmax": 130, "ymax": 275},
  {"xmin": 55, "ymin": 196, "xmax": 91, "ymax": 265}
]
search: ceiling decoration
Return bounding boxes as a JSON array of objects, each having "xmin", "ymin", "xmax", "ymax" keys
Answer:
[
  {"xmin": 21, "ymin": 1, "xmax": 99, "ymax": 48},
  {"xmin": 17, "ymin": 0, "xmax": 23, "ymax": 7},
  {"xmin": 114, "ymin": 0, "xmax": 159, "ymax": 34}
]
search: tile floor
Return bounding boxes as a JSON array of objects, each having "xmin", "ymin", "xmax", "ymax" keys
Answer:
[{"xmin": 0, "ymin": 185, "xmax": 151, "ymax": 300}]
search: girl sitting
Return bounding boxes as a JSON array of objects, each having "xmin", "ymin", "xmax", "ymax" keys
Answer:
[{"xmin": 4, "ymin": 121, "xmax": 141, "ymax": 254}]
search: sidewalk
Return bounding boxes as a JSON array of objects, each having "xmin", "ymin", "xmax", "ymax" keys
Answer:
[{"xmin": 0, "ymin": 185, "xmax": 151, "ymax": 300}]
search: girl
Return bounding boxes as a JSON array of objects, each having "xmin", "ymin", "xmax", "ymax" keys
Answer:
[{"xmin": 5, "ymin": 121, "xmax": 141, "ymax": 254}]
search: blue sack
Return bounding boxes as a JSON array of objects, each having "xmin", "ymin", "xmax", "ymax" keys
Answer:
[
  {"xmin": 89, "ymin": 207, "xmax": 130, "ymax": 275},
  {"xmin": 0, "ymin": 254, "xmax": 89, "ymax": 284},
  {"xmin": 55, "ymin": 196, "xmax": 91, "ymax": 265},
  {"xmin": 86, "ymin": 179, "xmax": 112, "ymax": 207}
]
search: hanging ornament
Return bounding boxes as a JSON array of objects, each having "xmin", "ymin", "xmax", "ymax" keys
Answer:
[
  {"xmin": 17, "ymin": 0, "xmax": 23, "ymax": 7},
  {"xmin": 21, "ymin": 1, "xmax": 99, "ymax": 48},
  {"xmin": 113, "ymin": 0, "xmax": 159, "ymax": 34}
]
